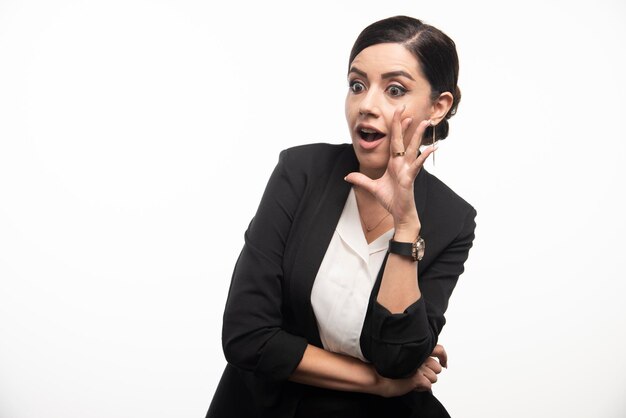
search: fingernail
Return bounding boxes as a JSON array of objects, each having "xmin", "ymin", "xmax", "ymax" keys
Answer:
[{"xmin": 402, "ymin": 104, "xmax": 406, "ymax": 112}]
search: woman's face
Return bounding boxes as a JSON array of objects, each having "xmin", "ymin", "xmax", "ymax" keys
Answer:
[{"xmin": 345, "ymin": 42, "xmax": 435, "ymax": 178}]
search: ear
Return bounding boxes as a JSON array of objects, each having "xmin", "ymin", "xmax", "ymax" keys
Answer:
[{"xmin": 429, "ymin": 92, "xmax": 454, "ymax": 125}]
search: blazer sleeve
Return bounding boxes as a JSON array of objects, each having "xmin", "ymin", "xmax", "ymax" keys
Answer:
[
  {"xmin": 360, "ymin": 206, "xmax": 477, "ymax": 379},
  {"xmin": 221, "ymin": 149, "xmax": 309, "ymax": 382}
]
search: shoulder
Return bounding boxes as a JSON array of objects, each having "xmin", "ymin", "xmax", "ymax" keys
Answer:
[
  {"xmin": 263, "ymin": 143, "xmax": 354, "ymax": 202},
  {"xmin": 422, "ymin": 170, "xmax": 477, "ymax": 231},
  {"xmin": 279, "ymin": 142, "xmax": 351, "ymax": 167},
  {"xmin": 277, "ymin": 142, "xmax": 353, "ymax": 177},
  {"xmin": 424, "ymin": 170, "xmax": 474, "ymax": 211}
]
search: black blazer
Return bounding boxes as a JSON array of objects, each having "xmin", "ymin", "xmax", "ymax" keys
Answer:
[{"xmin": 207, "ymin": 143, "xmax": 477, "ymax": 418}]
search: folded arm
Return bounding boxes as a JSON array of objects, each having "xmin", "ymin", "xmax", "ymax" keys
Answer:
[{"xmin": 289, "ymin": 343, "xmax": 446, "ymax": 397}]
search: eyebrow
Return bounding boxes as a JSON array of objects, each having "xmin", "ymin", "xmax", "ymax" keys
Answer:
[{"xmin": 348, "ymin": 66, "xmax": 415, "ymax": 81}]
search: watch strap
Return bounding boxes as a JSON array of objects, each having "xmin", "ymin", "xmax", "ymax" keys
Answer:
[{"xmin": 388, "ymin": 239, "xmax": 416, "ymax": 260}]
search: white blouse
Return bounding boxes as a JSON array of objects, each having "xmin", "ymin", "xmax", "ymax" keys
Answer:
[{"xmin": 310, "ymin": 188, "xmax": 394, "ymax": 362}]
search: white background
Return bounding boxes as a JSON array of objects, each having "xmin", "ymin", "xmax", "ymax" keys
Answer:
[{"xmin": 1, "ymin": 1, "xmax": 625, "ymax": 417}]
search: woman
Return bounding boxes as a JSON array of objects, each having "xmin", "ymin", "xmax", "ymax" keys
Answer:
[{"xmin": 207, "ymin": 15, "xmax": 476, "ymax": 418}]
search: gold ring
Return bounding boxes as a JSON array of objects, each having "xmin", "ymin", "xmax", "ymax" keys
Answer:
[{"xmin": 392, "ymin": 151, "xmax": 405, "ymax": 157}]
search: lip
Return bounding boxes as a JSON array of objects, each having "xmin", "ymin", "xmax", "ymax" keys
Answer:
[{"xmin": 355, "ymin": 123, "xmax": 387, "ymax": 150}]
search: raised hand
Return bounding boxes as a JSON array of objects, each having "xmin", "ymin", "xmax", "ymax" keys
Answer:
[{"xmin": 345, "ymin": 106, "xmax": 437, "ymax": 231}]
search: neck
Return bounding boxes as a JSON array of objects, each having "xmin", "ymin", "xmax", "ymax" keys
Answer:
[{"xmin": 354, "ymin": 186, "xmax": 387, "ymax": 212}]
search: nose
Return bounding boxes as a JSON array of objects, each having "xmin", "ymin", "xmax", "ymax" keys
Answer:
[{"xmin": 358, "ymin": 89, "xmax": 381, "ymax": 118}]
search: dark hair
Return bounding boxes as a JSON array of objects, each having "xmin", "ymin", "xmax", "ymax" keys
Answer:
[{"xmin": 349, "ymin": 16, "xmax": 461, "ymax": 142}]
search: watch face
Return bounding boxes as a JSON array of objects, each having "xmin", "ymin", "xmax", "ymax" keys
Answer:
[{"xmin": 414, "ymin": 237, "xmax": 425, "ymax": 261}]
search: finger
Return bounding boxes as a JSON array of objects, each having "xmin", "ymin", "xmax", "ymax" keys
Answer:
[
  {"xmin": 431, "ymin": 344, "xmax": 448, "ymax": 369},
  {"xmin": 402, "ymin": 117, "xmax": 417, "ymax": 148},
  {"xmin": 344, "ymin": 172, "xmax": 376, "ymax": 195},
  {"xmin": 389, "ymin": 105, "xmax": 406, "ymax": 154},
  {"xmin": 423, "ymin": 357, "xmax": 443, "ymax": 375},
  {"xmin": 421, "ymin": 367, "xmax": 438, "ymax": 384},
  {"xmin": 401, "ymin": 115, "xmax": 413, "ymax": 132},
  {"xmin": 409, "ymin": 142, "xmax": 438, "ymax": 177},
  {"xmin": 401, "ymin": 117, "xmax": 414, "ymax": 150},
  {"xmin": 405, "ymin": 119, "xmax": 431, "ymax": 158},
  {"xmin": 412, "ymin": 373, "xmax": 432, "ymax": 392}
]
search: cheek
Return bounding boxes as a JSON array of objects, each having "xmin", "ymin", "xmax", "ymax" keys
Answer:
[
  {"xmin": 345, "ymin": 95, "xmax": 355, "ymax": 116},
  {"xmin": 400, "ymin": 106, "xmax": 428, "ymax": 147},
  {"xmin": 404, "ymin": 102, "xmax": 425, "ymax": 119}
]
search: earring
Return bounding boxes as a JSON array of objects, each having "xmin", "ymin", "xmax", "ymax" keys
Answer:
[{"xmin": 431, "ymin": 121, "xmax": 437, "ymax": 166}]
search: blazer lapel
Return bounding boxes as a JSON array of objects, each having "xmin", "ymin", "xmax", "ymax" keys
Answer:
[{"xmin": 289, "ymin": 145, "xmax": 358, "ymax": 347}]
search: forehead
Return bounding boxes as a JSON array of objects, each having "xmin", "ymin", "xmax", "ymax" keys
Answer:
[{"xmin": 350, "ymin": 43, "xmax": 421, "ymax": 78}]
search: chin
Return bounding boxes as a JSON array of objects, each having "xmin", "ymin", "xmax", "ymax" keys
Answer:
[{"xmin": 355, "ymin": 152, "xmax": 387, "ymax": 177}]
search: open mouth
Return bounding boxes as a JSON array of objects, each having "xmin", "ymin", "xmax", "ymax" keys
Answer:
[{"xmin": 358, "ymin": 128, "xmax": 385, "ymax": 142}]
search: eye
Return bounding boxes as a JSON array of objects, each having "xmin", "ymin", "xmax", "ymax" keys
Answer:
[
  {"xmin": 349, "ymin": 80, "xmax": 365, "ymax": 94},
  {"xmin": 387, "ymin": 84, "xmax": 408, "ymax": 97}
]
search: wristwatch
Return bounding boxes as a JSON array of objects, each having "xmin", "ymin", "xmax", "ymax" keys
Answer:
[{"xmin": 388, "ymin": 236, "xmax": 425, "ymax": 262}]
